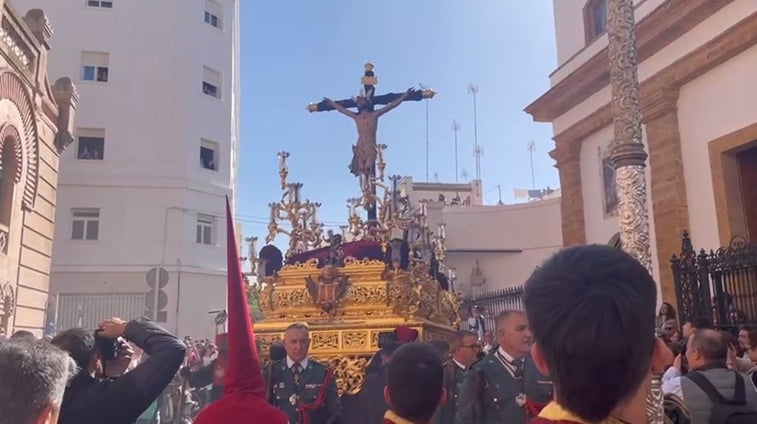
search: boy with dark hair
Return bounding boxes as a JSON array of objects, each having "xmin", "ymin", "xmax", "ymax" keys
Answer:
[
  {"xmin": 524, "ymin": 244, "xmax": 670, "ymax": 424},
  {"xmin": 384, "ymin": 343, "xmax": 446, "ymax": 424}
]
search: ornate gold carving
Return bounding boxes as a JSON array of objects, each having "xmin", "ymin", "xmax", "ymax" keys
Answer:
[
  {"xmin": 311, "ymin": 332, "xmax": 339, "ymax": 351},
  {"xmin": 305, "ymin": 265, "xmax": 350, "ymax": 317},
  {"xmin": 342, "ymin": 331, "xmax": 367, "ymax": 350},
  {"xmin": 323, "ymin": 355, "xmax": 370, "ymax": 396}
]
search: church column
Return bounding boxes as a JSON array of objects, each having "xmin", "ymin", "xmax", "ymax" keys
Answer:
[
  {"xmin": 643, "ymin": 86, "xmax": 688, "ymax": 305},
  {"xmin": 550, "ymin": 140, "xmax": 586, "ymax": 246}
]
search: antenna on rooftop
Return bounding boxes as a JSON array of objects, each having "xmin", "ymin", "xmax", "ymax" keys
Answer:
[{"xmin": 451, "ymin": 119, "xmax": 461, "ymax": 183}]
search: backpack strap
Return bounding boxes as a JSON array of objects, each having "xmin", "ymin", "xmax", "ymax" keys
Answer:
[
  {"xmin": 686, "ymin": 372, "xmax": 727, "ymax": 404},
  {"xmin": 732, "ymin": 372, "xmax": 746, "ymax": 404},
  {"xmin": 686, "ymin": 371, "xmax": 747, "ymax": 405}
]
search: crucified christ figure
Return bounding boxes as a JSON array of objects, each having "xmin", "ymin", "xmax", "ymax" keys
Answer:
[{"xmin": 323, "ymin": 88, "xmax": 413, "ymax": 178}]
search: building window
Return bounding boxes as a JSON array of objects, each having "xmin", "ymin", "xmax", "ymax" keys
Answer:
[
  {"xmin": 71, "ymin": 208, "xmax": 100, "ymax": 240},
  {"xmin": 584, "ymin": 0, "xmax": 608, "ymax": 44},
  {"xmin": 204, "ymin": 0, "xmax": 223, "ymax": 29},
  {"xmin": 87, "ymin": 0, "xmax": 113, "ymax": 8},
  {"xmin": 202, "ymin": 66, "xmax": 221, "ymax": 98},
  {"xmin": 76, "ymin": 128, "xmax": 105, "ymax": 160},
  {"xmin": 196, "ymin": 214, "xmax": 213, "ymax": 245},
  {"xmin": 81, "ymin": 52, "xmax": 109, "ymax": 83},
  {"xmin": 200, "ymin": 140, "xmax": 218, "ymax": 171}
]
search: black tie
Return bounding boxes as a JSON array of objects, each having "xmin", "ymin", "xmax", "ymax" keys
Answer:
[
  {"xmin": 292, "ymin": 363, "xmax": 303, "ymax": 386},
  {"xmin": 512, "ymin": 358, "xmax": 524, "ymax": 380}
]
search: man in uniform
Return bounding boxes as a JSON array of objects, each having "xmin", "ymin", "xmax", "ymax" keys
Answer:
[
  {"xmin": 435, "ymin": 331, "xmax": 480, "ymax": 424},
  {"xmin": 268, "ymin": 323, "xmax": 341, "ymax": 423},
  {"xmin": 456, "ymin": 310, "xmax": 553, "ymax": 424}
]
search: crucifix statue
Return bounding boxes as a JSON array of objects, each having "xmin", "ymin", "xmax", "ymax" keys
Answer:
[{"xmin": 308, "ymin": 62, "xmax": 435, "ymax": 220}]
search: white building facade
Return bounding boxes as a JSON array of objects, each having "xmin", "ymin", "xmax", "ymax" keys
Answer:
[
  {"xmin": 526, "ymin": 0, "xmax": 757, "ymax": 304},
  {"xmin": 15, "ymin": 0, "xmax": 241, "ymax": 338},
  {"xmin": 399, "ymin": 178, "xmax": 563, "ymax": 296}
]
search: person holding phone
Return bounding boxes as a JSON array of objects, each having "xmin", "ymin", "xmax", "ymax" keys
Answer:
[{"xmin": 51, "ymin": 317, "xmax": 186, "ymax": 424}]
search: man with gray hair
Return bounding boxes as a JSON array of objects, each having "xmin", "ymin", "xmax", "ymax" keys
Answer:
[{"xmin": 0, "ymin": 340, "xmax": 77, "ymax": 424}]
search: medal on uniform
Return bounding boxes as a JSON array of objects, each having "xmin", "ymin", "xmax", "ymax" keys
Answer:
[
  {"xmin": 515, "ymin": 393, "xmax": 527, "ymax": 407},
  {"xmin": 289, "ymin": 394, "xmax": 298, "ymax": 406}
]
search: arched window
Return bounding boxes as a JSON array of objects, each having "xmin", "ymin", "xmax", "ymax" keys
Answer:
[
  {"xmin": 0, "ymin": 134, "xmax": 20, "ymax": 255},
  {"xmin": 0, "ymin": 136, "xmax": 19, "ymax": 227},
  {"xmin": 584, "ymin": 0, "xmax": 608, "ymax": 44}
]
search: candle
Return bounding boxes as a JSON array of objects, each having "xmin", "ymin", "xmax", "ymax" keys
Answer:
[
  {"xmin": 438, "ymin": 223, "xmax": 446, "ymax": 238},
  {"xmin": 268, "ymin": 203, "xmax": 276, "ymax": 222},
  {"xmin": 420, "ymin": 201, "xmax": 427, "ymax": 216}
]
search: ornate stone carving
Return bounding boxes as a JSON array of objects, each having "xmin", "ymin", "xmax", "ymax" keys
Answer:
[
  {"xmin": 0, "ymin": 72, "xmax": 39, "ymax": 210},
  {"xmin": 52, "ymin": 77, "xmax": 78, "ymax": 153},
  {"xmin": 22, "ymin": 9, "xmax": 53, "ymax": 47}
]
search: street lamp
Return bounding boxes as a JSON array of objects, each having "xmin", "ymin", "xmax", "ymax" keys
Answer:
[{"xmin": 607, "ymin": 0, "xmax": 662, "ymax": 422}]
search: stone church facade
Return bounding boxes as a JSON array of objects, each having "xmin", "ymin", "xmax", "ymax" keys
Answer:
[{"xmin": 0, "ymin": 1, "xmax": 76, "ymax": 337}]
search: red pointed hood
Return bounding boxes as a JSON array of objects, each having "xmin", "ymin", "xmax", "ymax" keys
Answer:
[
  {"xmin": 221, "ymin": 197, "xmax": 265, "ymax": 396},
  {"xmin": 194, "ymin": 198, "xmax": 287, "ymax": 423}
]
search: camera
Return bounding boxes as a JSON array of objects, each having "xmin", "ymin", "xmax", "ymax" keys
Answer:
[{"xmin": 94, "ymin": 329, "xmax": 119, "ymax": 361}]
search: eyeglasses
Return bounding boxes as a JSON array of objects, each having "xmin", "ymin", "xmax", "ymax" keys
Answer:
[{"xmin": 461, "ymin": 344, "xmax": 480, "ymax": 350}]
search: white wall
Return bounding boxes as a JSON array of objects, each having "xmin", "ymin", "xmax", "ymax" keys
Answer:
[
  {"xmin": 16, "ymin": 0, "xmax": 240, "ymax": 337},
  {"xmin": 435, "ymin": 198, "xmax": 563, "ymax": 295},
  {"xmin": 551, "ymin": 0, "xmax": 677, "ymax": 84},
  {"xmin": 553, "ymin": 0, "xmax": 757, "ymax": 133},
  {"xmin": 678, "ymin": 45, "xmax": 757, "ymax": 250}
]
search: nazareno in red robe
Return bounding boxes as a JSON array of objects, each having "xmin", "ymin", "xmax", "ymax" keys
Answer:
[{"xmin": 193, "ymin": 199, "xmax": 288, "ymax": 424}]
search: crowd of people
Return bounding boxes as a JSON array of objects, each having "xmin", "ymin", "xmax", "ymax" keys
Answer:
[{"xmin": 4, "ymin": 244, "xmax": 757, "ymax": 423}]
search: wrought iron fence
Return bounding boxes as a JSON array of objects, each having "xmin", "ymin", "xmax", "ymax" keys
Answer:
[
  {"xmin": 460, "ymin": 286, "xmax": 524, "ymax": 332},
  {"xmin": 671, "ymin": 231, "xmax": 757, "ymax": 332}
]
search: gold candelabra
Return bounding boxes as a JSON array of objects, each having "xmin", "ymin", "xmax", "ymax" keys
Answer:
[{"xmin": 266, "ymin": 153, "xmax": 324, "ymax": 258}]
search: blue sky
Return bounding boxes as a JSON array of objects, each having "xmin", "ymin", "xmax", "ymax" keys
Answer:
[{"xmin": 237, "ymin": 1, "xmax": 559, "ymax": 239}]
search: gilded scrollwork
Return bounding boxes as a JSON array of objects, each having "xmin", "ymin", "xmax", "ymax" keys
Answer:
[
  {"xmin": 343, "ymin": 257, "xmax": 386, "ymax": 267},
  {"xmin": 342, "ymin": 331, "xmax": 367, "ymax": 350},
  {"xmin": 346, "ymin": 284, "xmax": 386, "ymax": 304},
  {"xmin": 321, "ymin": 355, "xmax": 371, "ymax": 396},
  {"xmin": 311, "ymin": 332, "xmax": 340, "ymax": 351}
]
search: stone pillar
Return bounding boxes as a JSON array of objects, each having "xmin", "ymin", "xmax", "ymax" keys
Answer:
[
  {"xmin": 550, "ymin": 140, "xmax": 586, "ymax": 246},
  {"xmin": 643, "ymin": 86, "xmax": 688, "ymax": 305}
]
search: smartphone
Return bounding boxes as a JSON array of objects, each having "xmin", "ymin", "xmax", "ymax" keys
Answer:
[{"xmin": 94, "ymin": 330, "xmax": 118, "ymax": 361}]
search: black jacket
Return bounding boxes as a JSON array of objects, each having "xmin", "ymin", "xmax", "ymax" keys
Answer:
[
  {"xmin": 58, "ymin": 318, "xmax": 186, "ymax": 424},
  {"xmin": 181, "ymin": 359, "xmax": 223, "ymax": 402}
]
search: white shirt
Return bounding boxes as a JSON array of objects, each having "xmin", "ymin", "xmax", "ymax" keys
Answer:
[
  {"xmin": 453, "ymin": 358, "xmax": 467, "ymax": 371},
  {"xmin": 661, "ymin": 367, "xmax": 684, "ymax": 399},
  {"xmin": 286, "ymin": 356, "xmax": 309, "ymax": 371},
  {"xmin": 496, "ymin": 347, "xmax": 521, "ymax": 378}
]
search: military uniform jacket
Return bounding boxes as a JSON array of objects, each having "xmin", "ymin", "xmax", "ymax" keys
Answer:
[
  {"xmin": 435, "ymin": 360, "xmax": 468, "ymax": 424},
  {"xmin": 456, "ymin": 352, "xmax": 552, "ymax": 424},
  {"xmin": 267, "ymin": 358, "xmax": 342, "ymax": 424}
]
